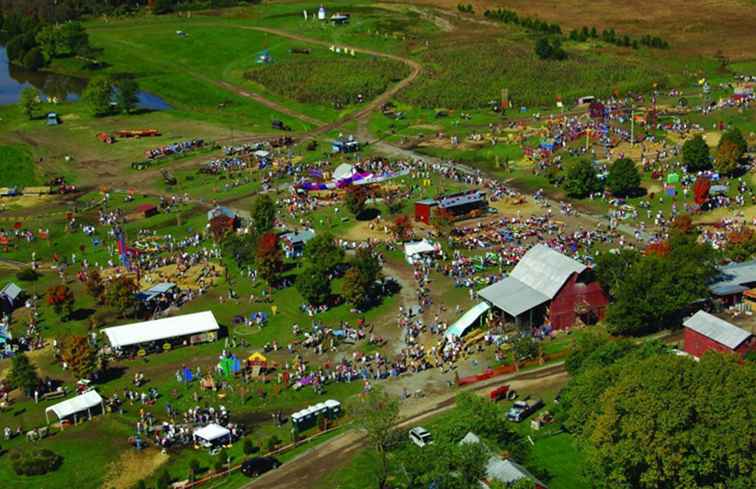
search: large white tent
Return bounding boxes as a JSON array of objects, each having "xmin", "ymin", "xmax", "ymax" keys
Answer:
[
  {"xmin": 193, "ymin": 423, "xmax": 231, "ymax": 446},
  {"xmin": 45, "ymin": 390, "xmax": 104, "ymax": 426},
  {"xmin": 102, "ymin": 311, "xmax": 219, "ymax": 349}
]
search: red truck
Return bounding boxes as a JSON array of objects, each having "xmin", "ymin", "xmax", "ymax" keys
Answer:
[{"xmin": 489, "ymin": 385, "xmax": 516, "ymax": 402}]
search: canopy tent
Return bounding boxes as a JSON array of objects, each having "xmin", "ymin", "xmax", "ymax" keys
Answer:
[
  {"xmin": 102, "ymin": 311, "xmax": 219, "ymax": 349},
  {"xmin": 193, "ymin": 423, "xmax": 231, "ymax": 446},
  {"xmin": 404, "ymin": 240, "xmax": 437, "ymax": 264},
  {"xmin": 446, "ymin": 302, "xmax": 491, "ymax": 339},
  {"xmin": 333, "ymin": 163, "xmax": 355, "ymax": 180},
  {"xmin": 45, "ymin": 390, "xmax": 104, "ymax": 426},
  {"xmin": 248, "ymin": 352, "xmax": 268, "ymax": 365}
]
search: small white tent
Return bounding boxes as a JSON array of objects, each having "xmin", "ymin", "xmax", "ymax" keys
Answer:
[
  {"xmin": 45, "ymin": 390, "xmax": 104, "ymax": 427},
  {"xmin": 404, "ymin": 240, "xmax": 436, "ymax": 264},
  {"xmin": 193, "ymin": 423, "xmax": 231, "ymax": 447}
]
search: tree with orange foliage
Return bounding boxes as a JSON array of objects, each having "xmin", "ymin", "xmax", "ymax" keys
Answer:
[
  {"xmin": 644, "ymin": 241, "xmax": 671, "ymax": 257},
  {"xmin": 47, "ymin": 285, "xmax": 75, "ymax": 320},
  {"xmin": 391, "ymin": 215, "xmax": 413, "ymax": 241},
  {"xmin": 671, "ymin": 215, "xmax": 693, "ymax": 234},
  {"xmin": 60, "ymin": 336, "xmax": 98, "ymax": 380},
  {"xmin": 256, "ymin": 232, "xmax": 284, "ymax": 285},
  {"xmin": 693, "ymin": 177, "xmax": 710, "ymax": 206}
]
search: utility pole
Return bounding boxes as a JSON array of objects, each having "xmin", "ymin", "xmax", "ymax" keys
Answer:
[{"xmin": 630, "ymin": 105, "xmax": 635, "ymax": 147}]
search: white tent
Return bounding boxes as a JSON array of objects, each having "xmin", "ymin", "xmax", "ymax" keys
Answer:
[
  {"xmin": 45, "ymin": 390, "xmax": 104, "ymax": 426},
  {"xmin": 404, "ymin": 240, "xmax": 436, "ymax": 264},
  {"xmin": 333, "ymin": 163, "xmax": 354, "ymax": 180},
  {"xmin": 102, "ymin": 311, "xmax": 219, "ymax": 349},
  {"xmin": 446, "ymin": 302, "xmax": 491, "ymax": 339},
  {"xmin": 193, "ymin": 423, "xmax": 231, "ymax": 446}
]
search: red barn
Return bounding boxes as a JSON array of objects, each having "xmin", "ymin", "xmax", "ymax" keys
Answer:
[
  {"xmin": 683, "ymin": 311, "xmax": 754, "ymax": 358},
  {"xmin": 478, "ymin": 244, "xmax": 608, "ymax": 330},
  {"xmin": 414, "ymin": 190, "xmax": 487, "ymax": 224}
]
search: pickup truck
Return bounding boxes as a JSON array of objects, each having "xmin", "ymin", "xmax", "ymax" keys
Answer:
[{"xmin": 506, "ymin": 398, "xmax": 544, "ymax": 422}]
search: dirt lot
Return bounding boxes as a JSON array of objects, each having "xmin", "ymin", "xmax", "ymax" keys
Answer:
[{"xmin": 407, "ymin": 0, "xmax": 756, "ymax": 59}]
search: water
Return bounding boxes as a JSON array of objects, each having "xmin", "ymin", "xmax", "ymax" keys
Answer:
[{"xmin": 0, "ymin": 46, "xmax": 171, "ymax": 111}]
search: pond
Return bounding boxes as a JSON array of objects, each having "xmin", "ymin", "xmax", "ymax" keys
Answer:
[{"xmin": 0, "ymin": 47, "xmax": 171, "ymax": 111}]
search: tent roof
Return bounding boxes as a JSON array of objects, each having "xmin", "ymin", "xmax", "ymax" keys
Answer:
[
  {"xmin": 709, "ymin": 260, "xmax": 756, "ymax": 296},
  {"xmin": 193, "ymin": 423, "xmax": 230, "ymax": 442},
  {"xmin": 478, "ymin": 276, "xmax": 549, "ymax": 317},
  {"xmin": 282, "ymin": 229, "xmax": 315, "ymax": 245},
  {"xmin": 333, "ymin": 163, "xmax": 354, "ymax": 180},
  {"xmin": 486, "ymin": 458, "xmax": 542, "ymax": 486},
  {"xmin": 404, "ymin": 240, "xmax": 436, "ymax": 257},
  {"xmin": 510, "ymin": 244, "xmax": 585, "ymax": 299},
  {"xmin": 45, "ymin": 390, "xmax": 102, "ymax": 420},
  {"xmin": 207, "ymin": 206, "xmax": 236, "ymax": 221},
  {"xmin": 684, "ymin": 310, "xmax": 752, "ymax": 349},
  {"xmin": 1, "ymin": 282, "xmax": 23, "ymax": 301},
  {"xmin": 103, "ymin": 311, "xmax": 219, "ymax": 348},
  {"xmin": 446, "ymin": 302, "xmax": 490, "ymax": 338}
]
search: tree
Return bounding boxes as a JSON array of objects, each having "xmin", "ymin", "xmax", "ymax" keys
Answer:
[
  {"xmin": 296, "ymin": 264, "xmax": 331, "ymax": 305},
  {"xmin": 718, "ymin": 127, "xmax": 747, "ymax": 158},
  {"xmin": 58, "ymin": 22, "xmax": 89, "ymax": 55},
  {"xmin": 594, "ymin": 249, "xmax": 641, "ymax": 298},
  {"xmin": 47, "ymin": 284, "xmax": 75, "ymax": 320},
  {"xmin": 83, "ymin": 75, "xmax": 113, "ymax": 116},
  {"xmin": 693, "ymin": 176, "xmax": 711, "ymax": 205},
  {"xmin": 715, "ymin": 139, "xmax": 742, "ymax": 175},
  {"xmin": 606, "ymin": 158, "xmax": 641, "ymax": 197},
  {"xmin": 564, "ymin": 159, "xmax": 602, "ymax": 198},
  {"xmin": 115, "ymin": 77, "xmax": 139, "ymax": 114},
  {"xmin": 511, "ymin": 335, "xmax": 541, "ymax": 365},
  {"xmin": 103, "ymin": 276, "xmax": 137, "ymax": 317},
  {"xmin": 35, "ymin": 25, "xmax": 59, "ymax": 60},
  {"xmin": 682, "ymin": 135, "xmax": 711, "ymax": 172},
  {"xmin": 8, "ymin": 353, "xmax": 39, "ymax": 396},
  {"xmin": 242, "ymin": 438, "xmax": 255, "ymax": 456},
  {"xmin": 256, "ymin": 233, "xmax": 284, "ymax": 285},
  {"xmin": 250, "ymin": 195, "xmax": 276, "ymax": 235},
  {"xmin": 535, "ymin": 37, "xmax": 567, "ymax": 60},
  {"xmin": 342, "ymin": 268, "xmax": 369, "ymax": 308},
  {"xmin": 153, "ymin": 0, "xmax": 176, "ymax": 14},
  {"xmin": 22, "ymin": 47, "xmax": 44, "ymax": 71},
  {"xmin": 60, "ymin": 335, "xmax": 97, "ymax": 380},
  {"xmin": 353, "ymin": 248, "xmax": 382, "ymax": 286},
  {"xmin": 438, "ymin": 392, "xmax": 519, "ymax": 448},
  {"xmin": 85, "ymin": 270, "xmax": 105, "ymax": 303},
  {"xmin": 188, "ymin": 459, "xmax": 201, "ymax": 482},
  {"xmin": 350, "ymin": 387, "xmax": 400, "ymax": 489},
  {"xmin": 390, "ymin": 214, "xmax": 413, "ymax": 241},
  {"xmin": 223, "ymin": 231, "xmax": 258, "ymax": 267},
  {"xmin": 303, "ymin": 232, "xmax": 344, "ymax": 272},
  {"xmin": 432, "ymin": 207, "xmax": 454, "ymax": 236},
  {"xmin": 18, "ymin": 87, "xmax": 40, "ymax": 119},
  {"xmin": 344, "ymin": 185, "xmax": 368, "ymax": 217}
]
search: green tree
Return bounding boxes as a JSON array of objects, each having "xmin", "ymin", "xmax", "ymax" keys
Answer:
[
  {"xmin": 242, "ymin": 438, "xmax": 255, "ymax": 456},
  {"xmin": 594, "ymin": 249, "xmax": 641, "ymax": 298},
  {"xmin": 438, "ymin": 392, "xmax": 520, "ymax": 449},
  {"xmin": 22, "ymin": 47, "xmax": 44, "ymax": 71},
  {"xmin": 250, "ymin": 195, "xmax": 276, "ymax": 235},
  {"xmin": 115, "ymin": 77, "xmax": 140, "ymax": 114},
  {"xmin": 83, "ymin": 75, "xmax": 113, "ymax": 116},
  {"xmin": 303, "ymin": 232, "xmax": 344, "ymax": 272},
  {"xmin": 564, "ymin": 159, "xmax": 602, "ymax": 198},
  {"xmin": 342, "ymin": 267, "xmax": 369, "ymax": 308},
  {"xmin": 296, "ymin": 264, "xmax": 331, "ymax": 305},
  {"xmin": 606, "ymin": 158, "xmax": 641, "ymax": 197},
  {"xmin": 153, "ymin": 0, "xmax": 176, "ymax": 15},
  {"xmin": 350, "ymin": 387, "xmax": 400, "ymax": 489},
  {"xmin": 156, "ymin": 469, "xmax": 172, "ymax": 489},
  {"xmin": 18, "ymin": 87, "xmax": 40, "ymax": 119},
  {"xmin": 718, "ymin": 127, "xmax": 748, "ymax": 157},
  {"xmin": 35, "ymin": 25, "xmax": 59, "ymax": 60},
  {"xmin": 682, "ymin": 135, "xmax": 711, "ymax": 172},
  {"xmin": 103, "ymin": 276, "xmax": 138, "ymax": 318},
  {"xmin": 58, "ymin": 22, "xmax": 89, "ymax": 55},
  {"xmin": 8, "ymin": 353, "xmax": 39, "ymax": 396}
]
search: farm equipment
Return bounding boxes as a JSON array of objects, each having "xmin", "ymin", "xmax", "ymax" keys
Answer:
[
  {"xmin": 97, "ymin": 132, "xmax": 115, "ymax": 144},
  {"xmin": 115, "ymin": 129, "xmax": 161, "ymax": 138},
  {"xmin": 270, "ymin": 136, "xmax": 294, "ymax": 147},
  {"xmin": 489, "ymin": 385, "xmax": 517, "ymax": 402},
  {"xmin": 507, "ymin": 398, "xmax": 544, "ymax": 422},
  {"xmin": 47, "ymin": 177, "xmax": 77, "ymax": 194},
  {"xmin": 272, "ymin": 120, "xmax": 291, "ymax": 131},
  {"xmin": 161, "ymin": 169, "xmax": 177, "ymax": 186}
]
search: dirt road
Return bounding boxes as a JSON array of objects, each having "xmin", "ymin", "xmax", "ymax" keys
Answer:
[{"xmin": 244, "ymin": 363, "xmax": 565, "ymax": 489}]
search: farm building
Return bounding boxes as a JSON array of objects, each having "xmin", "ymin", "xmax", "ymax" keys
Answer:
[
  {"xmin": 281, "ymin": 229, "xmax": 315, "ymax": 258},
  {"xmin": 0, "ymin": 282, "xmax": 23, "ymax": 314},
  {"xmin": 102, "ymin": 310, "xmax": 220, "ymax": 353},
  {"xmin": 414, "ymin": 190, "xmax": 488, "ymax": 225},
  {"xmin": 460, "ymin": 432, "xmax": 547, "ymax": 489},
  {"xmin": 478, "ymin": 244, "xmax": 608, "ymax": 330},
  {"xmin": 708, "ymin": 260, "xmax": 756, "ymax": 305},
  {"xmin": 683, "ymin": 311, "xmax": 754, "ymax": 358},
  {"xmin": 135, "ymin": 203, "xmax": 158, "ymax": 218}
]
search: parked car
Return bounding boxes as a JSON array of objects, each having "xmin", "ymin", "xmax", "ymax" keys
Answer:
[
  {"xmin": 241, "ymin": 456, "xmax": 281, "ymax": 477},
  {"xmin": 409, "ymin": 427, "xmax": 433, "ymax": 447},
  {"xmin": 506, "ymin": 398, "xmax": 544, "ymax": 422}
]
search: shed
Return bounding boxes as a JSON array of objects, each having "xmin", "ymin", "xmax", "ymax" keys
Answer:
[
  {"xmin": 683, "ymin": 310, "xmax": 753, "ymax": 358},
  {"xmin": 414, "ymin": 190, "xmax": 487, "ymax": 224},
  {"xmin": 479, "ymin": 244, "xmax": 607, "ymax": 329},
  {"xmin": 1, "ymin": 282, "xmax": 23, "ymax": 307},
  {"xmin": 45, "ymin": 390, "xmax": 104, "ymax": 426},
  {"xmin": 709, "ymin": 260, "xmax": 756, "ymax": 303},
  {"xmin": 193, "ymin": 423, "xmax": 231, "ymax": 447},
  {"xmin": 281, "ymin": 229, "xmax": 316, "ymax": 258},
  {"xmin": 207, "ymin": 206, "xmax": 237, "ymax": 221},
  {"xmin": 102, "ymin": 310, "xmax": 220, "ymax": 350}
]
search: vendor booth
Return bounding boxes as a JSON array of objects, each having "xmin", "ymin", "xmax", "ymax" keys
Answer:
[
  {"xmin": 193, "ymin": 423, "xmax": 231, "ymax": 448},
  {"xmin": 45, "ymin": 390, "xmax": 104, "ymax": 427},
  {"xmin": 102, "ymin": 310, "xmax": 220, "ymax": 353},
  {"xmin": 404, "ymin": 240, "xmax": 437, "ymax": 265}
]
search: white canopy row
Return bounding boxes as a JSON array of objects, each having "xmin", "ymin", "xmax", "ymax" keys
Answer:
[{"xmin": 102, "ymin": 311, "xmax": 219, "ymax": 348}]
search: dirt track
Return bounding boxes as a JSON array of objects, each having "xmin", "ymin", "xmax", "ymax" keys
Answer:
[{"xmin": 244, "ymin": 363, "xmax": 566, "ymax": 489}]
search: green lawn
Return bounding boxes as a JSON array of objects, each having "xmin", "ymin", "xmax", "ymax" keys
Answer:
[{"xmin": 0, "ymin": 144, "xmax": 39, "ymax": 188}]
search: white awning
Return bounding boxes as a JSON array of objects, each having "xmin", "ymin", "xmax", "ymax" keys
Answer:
[
  {"xmin": 404, "ymin": 240, "xmax": 436, "ymax": 263},
  {"xmin": 193, "ymin": 423, "xmax": 230, "ymax": 442},
  {"xmin": 45, "ymin": 390, "xmax": 103, "ymax": 420},
  {"xmin": 446, "ymin": 302, "xmax": 490, "ymax": 338},
  {"xmin": 103, "ymin": 311, "xmax": 219, "ymax": 348}
]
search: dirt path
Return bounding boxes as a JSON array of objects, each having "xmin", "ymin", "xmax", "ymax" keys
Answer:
[{"xmin": 244, "ymin": 363, "xmax": 565, "ymax": 489}]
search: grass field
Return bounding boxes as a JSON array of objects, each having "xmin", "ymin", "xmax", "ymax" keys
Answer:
[{"xmin": 0, "ymin": 144, "xmax": 39, "ymax": 188}]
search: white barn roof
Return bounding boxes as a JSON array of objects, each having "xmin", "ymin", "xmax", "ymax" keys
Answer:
[
  {"xmin": 683, "ymin": 311, "xmax": 752, "ymax": 349},
  {"xmin": 103, "ymin": 311, "xmax": 219, "ymax": 348},
  {"xmin": 46, "ymin": 390, "xmax": 103, "ymax": 420},
  {"xmin": 509, "ymin": 244, "xmax": 586, "ymax": 299}
]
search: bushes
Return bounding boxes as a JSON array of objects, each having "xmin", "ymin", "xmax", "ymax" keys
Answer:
[
  {"xmin": 535, "ymin": 38, "xmax": 567, "ymax": 61},
  {"xmin": 10, "ymin": 447, "xmax": 63, "ymax": 476},
  {"xmin": 22, "ymin": 47, "xmax": 45, "ymax": 71},
  {"xmin": 245, "ymin": 57, "xmax": 409, "ymax": 107},
  {"xmin": 16, "ymin": 267, "xmax": 40, "ymax": 282}
]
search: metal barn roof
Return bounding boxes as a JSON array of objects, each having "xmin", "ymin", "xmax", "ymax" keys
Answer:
[
  {"xmin": 709, "ymin": 260, "xmax": 756, "ymax": 296},
  {"xmin": 509, "ymin": 244, "xmax": 586, "ymax": 299},
  {"xmin": 683, "ymin": 311, "xmax": 752, "ymax": 350},
  {"xmin": 478, "ymin": 277, "xmax": 549, "ymax": 317},
  {"xmin": 103, "ymin": 311, "xmax": 219, "ymax": 348}
]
